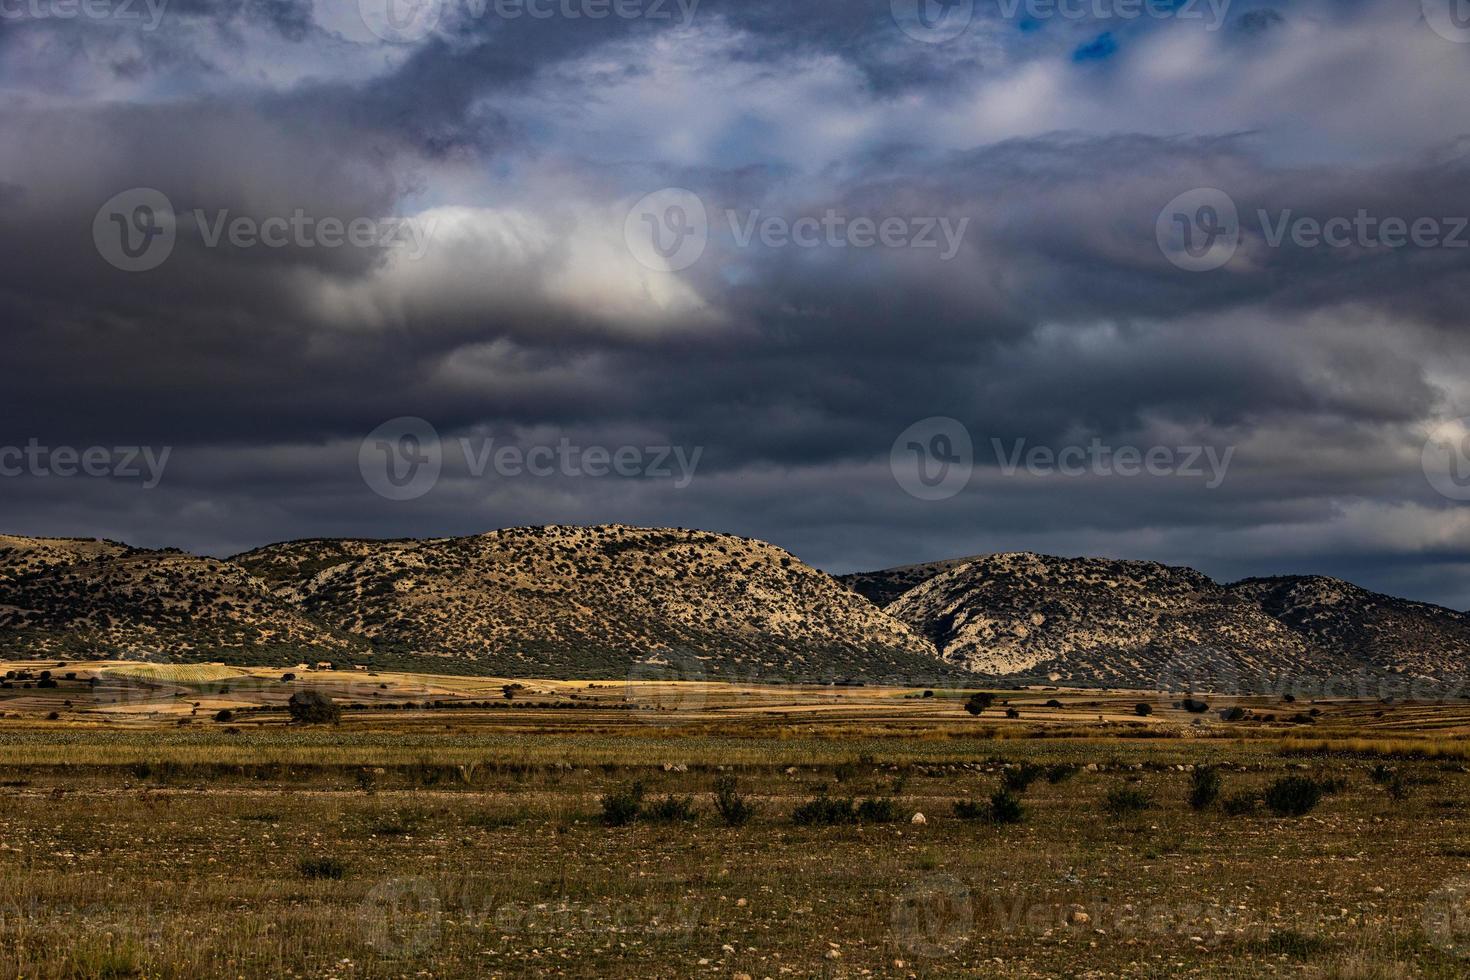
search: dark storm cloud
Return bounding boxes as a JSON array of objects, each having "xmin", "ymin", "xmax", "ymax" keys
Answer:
[{"xmin": 1, "ymin": 0, "xmax": 1469, "ymax": 606}]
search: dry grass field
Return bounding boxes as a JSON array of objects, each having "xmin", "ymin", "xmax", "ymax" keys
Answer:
[{"xmin": 0, "ymin": 661, "xmax": 1468, "ymax": 977}]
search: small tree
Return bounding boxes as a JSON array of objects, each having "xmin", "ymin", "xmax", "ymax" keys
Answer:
[
  {"xmin": 287, "ymin": 690, "xmax": 340, "ymax": 725},
  {"xmin": 964, "ymin": 692, "xmax": 996, "ymax": 716},
  {"xmin": 1134, "ymin": 703, "xmax": 1153, "ymax": 717}
]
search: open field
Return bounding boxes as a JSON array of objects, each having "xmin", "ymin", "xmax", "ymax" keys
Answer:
[{"xmin": 0, "ymin": 662, "xmax": 1468, "ymax": 977}]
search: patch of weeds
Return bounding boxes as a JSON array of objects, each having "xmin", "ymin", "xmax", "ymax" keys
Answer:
[
  {"xmin": 1188, "ymin": 766, "xmax": 1222, "ymax": 810},
  {"xmin": 1104, "ymin": 786, "xmax": 1153, "ymax": 815},
  {"xmin": 1248, "ymin": 929, "xmax": 1332, "ymax": 958},
  {"xmin": 599, "ymin": 780, "xmax": 646, "ymax": 827},
  {"xmin": 1221, "ymin": 792, "xmax": 1259, "ymax": 816},
  {"xmin": 1002, "ymin": 764, "xmax": 1046, "ymax": 793},
  {"xmin": 713, "ymin": 776, "xmax": 754, "ymax": 827},
  {"xmin": 855, "ymin": 798, "xmax": 900, "ymax": 823},
  {"xmin": 1044, "ymin": 764, "xmax": 1079, "ymax": 784},
  {"xmin": 792, "ymin": 794, "xmax": 857, "ymax": 826},
  {"xmin": 644, "ymin": 794, "xmax": 697, "ymax": 823},
  {"xmin": 1264, "ymin": 776, "xmax": 1322, "ymax": 817},
  {"xmin": 298, "ymin": 856, "xmax": 346, "ymax": 880}
]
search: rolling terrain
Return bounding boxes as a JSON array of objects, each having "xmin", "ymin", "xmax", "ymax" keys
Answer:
[{"xmin": 841, "ymin": 553, "xmax": 1470, "ymax": 690}]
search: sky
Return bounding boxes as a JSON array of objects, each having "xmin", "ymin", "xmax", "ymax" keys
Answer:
[{"xmin": 3, "ymin": 0, "xmax": 1470, "ymax": 606}]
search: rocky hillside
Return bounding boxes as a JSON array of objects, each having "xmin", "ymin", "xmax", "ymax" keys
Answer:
[
  {"xmin": 878, "ymin": 553, "xmax": 1345, "ymax": 688},
  {"xmin": 0, "ymin": 545, "xmax": 367, "ymax": 662},
  {"xmin": 232, "ymin": 525, "xmax": 950, "ymax": 680},
  {"xmin": 0, "ymin": 535, "xmax": 131, "ymax": 583},
  {"xmin": 844, "ymin": 553, "xmax": 1469, "ymax": 689},
  {"xmin": 839, "ymin": 558, "xmax": 976, "ymax": 607},
  {"xmin": 1231, "ymin": 575, "xmax": 1470, "ymax": 680}
]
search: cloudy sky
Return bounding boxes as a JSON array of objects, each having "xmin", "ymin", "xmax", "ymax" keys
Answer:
[{"xmin": 3, "ymin": 0, "xmax": 1470, "ymax": 604}]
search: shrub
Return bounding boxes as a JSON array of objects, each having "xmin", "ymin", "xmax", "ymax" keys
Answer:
[
  {"xmin": 1044, "ymin": 764, "xmax": 1079, "ymax": 784},
  {"xmin": 599, "ymin": 781, "xmax": 646, "ymax": 827},
  {"xmin": 1387, "ymin": 775, "xmax": 1410, "ymax": 802},
  {"xmin": 1005, "ymin": 707, "xmax": 1020, "ymax": 719},
  {"xmin": 988, "ymin": 789, "xmax": 1025, "ymax": 824},
  {"xmin": 1189, "ymin": 766, "xmax": 1222, "ymax": 810},
  {"xmin": 713, "ymin": 776, "xmax": 754, "ymax": 827},
  {"xmin": 792, "ymin": 794, "xmax": 857, "ymax": 826},
  {"xmin": 280, "ymin": 673, "xmax": 295, "ymax": 682},
  {"xmin": 1104, "ymin": 786, "xmax": 1152, "ymax": 815},
  {"xmin": 1218, "ymin": 706, "xmax": 1246, "ymax": 722},
  {"xmin": 213, "ymin": 709, "xmax": 234, "ymax": 723},
  {"xmin": 1221, "ymin": 791, "xmax": 1259, "ymax": 816},
  {"xmin": 645, "ymin": 794, "xmax": 697, "ymax": 823},
  {"xmin": 1264, "ymin": 776, "xmax": 1322, "ymax": 817},
  {"xmin": 1002, "ymin": 764, "xmax": 1046, "ymax": 793},
  {"xmin": 286, "ymin": 690, "xmax": 340, "ymax": 725},
  {"xmin": 1369, "ymin": 764, "xmax": 1395, "ymax": 785},
  {"xmin": 964, "ymin": 692, "xmax": 996, "ymax": 716},
  {"xmin": 1182, "ymin": 698, "xmax": 1209, "ymax": 714},
  {"xmin": 1134, "ymin": 703, "xmax": 1153, "ymax": 717},
  {"xmin": 856, "ymin": 798, "xmax": 900, "ymax": 823},
  {"xmin": 952, "ymin": 799, "xmax": 988, "ymax": 820},
  {"xmin": 298, "ymin": 857, "xmax": 346, "ymax": 880}
]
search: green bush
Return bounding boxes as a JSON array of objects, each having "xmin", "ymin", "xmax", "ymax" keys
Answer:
[
  {"xmin": 1044, "ymin": 764, "xmax": 1079, "ymax": 784},
  {"xmin": 988, "ymin": 789, "xmax": 1025, "ymax": 824},
  {"xmin": 286, "ymin": 690, "xmax": 340, "ymax": 725},
  {"xmin": 1003, "ymin": 764, "xmax": 1046, "ymax": 793},
  {"xmin": 1104, "ymin": 786, "xmax": 1152, "ymax": 815},
  {"xmin": 644, "ymin": 794, "xmax": 697, "ymax": 823},
  {"xmin": 855, "ymin": 798, "xmax": 900, "ymax": 823},
  {"xmin": 1134, "ymin": 703, "xmax": 1153, "ymax": 717},
  {"xmin": 1264, "ymin": 776, "xmax": 1321, "ymax": 817},
  {"xmin": 792, "ymin": 794, "xmax": 857, "ymax": 826},
  {"xmin": 599, "ymin": 780, "xmax": 646, "ymax": 827},
  {"xmin": 1221, "ymin": 791, "xmax": 1259, "ymax": 816},
  {"xmin": 713, "ymin": 776, "xmax": 754, "ymax": 827},
  {"xmin": 1188, "ymin": 766, "xmax": 1222, "ymax": 810},
  {"xmin": 952, "ymin": 799, "xmax": 988, "ymax": 820}
]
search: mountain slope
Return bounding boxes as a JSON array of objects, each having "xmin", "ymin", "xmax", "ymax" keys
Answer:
[
  {"xmin": 232, "ymin": 525, "xmax": 951, "ymax": 680},
  {"xmin": 882, "ymin": 552, "xmax": 1355, "ymax": 688},
  {"xmin": 0, "ymin": 545, "xmax": 367, "ymax": 662},
  {"xmin": 838, "ymin": 557, "xmax": 977, "ymax": 607},
  {"xmin": 1231, "ymin": 575, "xmax": 1470, "ymax": 679},
  {"xmin": 0, "ymin": 535, "xmax": 131, "ymax": 583}
]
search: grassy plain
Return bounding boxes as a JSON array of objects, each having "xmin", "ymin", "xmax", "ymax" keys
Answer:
[{"xmin": 0, "ymin": 661, "xmax": 1467, "ymax": 977}]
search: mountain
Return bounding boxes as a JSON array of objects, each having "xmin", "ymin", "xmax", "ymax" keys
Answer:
[
  {"xmin": 838, "ymin": 557, "xmax": 977, "ymax": 607},
  {"xmin": 0, "ymin": 541, "xmax": 367, "ymax": 662},
  {"xmin": 0, "ymin": 534, "xmax": 131, "ymax": 583},
  {"xmin": 842, "ymin": 553, "xmax": 1468, "ymax": 689},
  {"xmin": 1230, "ymin": 575, "xmax": 1470, "ymax": 680},
  {"xmin": 874, "ymin": 552, "xmax": 1345, "ymax": 687},
  {"xmin": 230, "ymin": 525, "xmax": 951, "ymax": 681}
]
